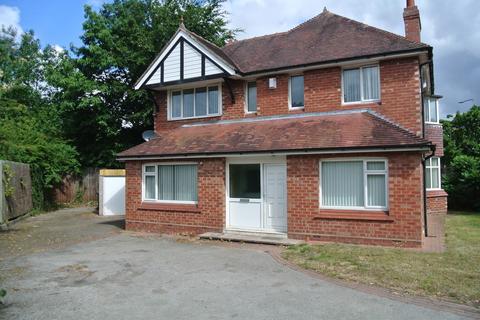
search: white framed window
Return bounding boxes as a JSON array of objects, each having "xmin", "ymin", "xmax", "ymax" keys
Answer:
[
  {"xmin": 426, "ymin": 157, "xmax": 441, "ymax": 190},
  {"xmin": 424, "ymin": 97, "xmax": 439, "ymax": 123},
  {"xmin": 342, "ymin": 65, "xmax": 380, "ymax": 104},
  {"xmin": 245, "ymin": 81, "xmax": 257, "ymax": 113},
  {"xmin": 320, "ymin": 159, "xmax": 388, "ymax": 210},
  {"xmin": 289, "ymin": 75, "xmax": 304, "ymax": 109},
  {"xmin": 142, "ymin": 163, "xmax": 198, "ymax": 204},
  {"xmin": 168, "ymin": 84, "xmax": 222, "ymax": 120}
]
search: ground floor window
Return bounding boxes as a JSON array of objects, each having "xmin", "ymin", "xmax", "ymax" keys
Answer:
[
  {"xmin": 426, "ymin": 157, "xmax": 441, "ymax": 190},
  {"xmin": 143, "ymin": 164, "xmax": 198, "ymax": 203},
  {"xmin": 320, "ymin": 159, "xmax": 388, "ymax": 210}
]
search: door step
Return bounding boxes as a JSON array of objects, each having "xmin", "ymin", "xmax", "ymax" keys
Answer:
[{"xmin": 199, "ymin": 231, "xmax": 304, "ymax": 246}]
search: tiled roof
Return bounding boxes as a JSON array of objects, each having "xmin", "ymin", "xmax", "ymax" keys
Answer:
[
  {"xmin": 222, "ymin": 10, "xmax": 430, "ymax": 74},
  {"xmin": 117, "ymin": 110, "xmax": 431, "ymax": 159}
]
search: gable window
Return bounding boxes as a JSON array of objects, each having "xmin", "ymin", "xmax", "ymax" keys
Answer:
[
  {"xmin": 289, "ymin": 75, "xmax": 304, "ymax": 108},
  {"xmin": 169, "ymin": 85, "xmax": 221, "ymax": 120},
  {"xmin": 246, "ymin": 81, "xmax": 257, "ymax": 113},
  {"xmin": 143, "ymin": 164, "xmax": 198, "ymax": 203},
  {"xmin": 320, "ymin": 159, "xmax": 388, "ymax": 210},
  {"xmin": 342, "ymin": 65, "xmax": 380, "ymax": 103},
  {"xmin": 426, "ymin": 157, "xmax": 441, "ymax": 190},
  {"xmin": 424, "ymin": 97, "xmax": 439, "ymax": 123}
]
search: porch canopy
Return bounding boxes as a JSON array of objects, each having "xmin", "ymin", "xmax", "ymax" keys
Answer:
[{"xmin": 117, "ymin": 109, "xmax": 432, "ymax": 160}]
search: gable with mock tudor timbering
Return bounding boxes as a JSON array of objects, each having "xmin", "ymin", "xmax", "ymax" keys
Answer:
[{"xmin": 135, "ymin": 27, "xmax": 237, "ymax": 90}]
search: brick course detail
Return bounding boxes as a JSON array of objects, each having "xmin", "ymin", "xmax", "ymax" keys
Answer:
[{"xmin": 425, "ymin": 124, "xmax": 444, "ymax": 156}]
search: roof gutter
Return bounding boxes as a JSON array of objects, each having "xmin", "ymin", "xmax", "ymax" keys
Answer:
[{"xmin": 117, "ymin": 144, "xmax": 432, "ymax": 161}]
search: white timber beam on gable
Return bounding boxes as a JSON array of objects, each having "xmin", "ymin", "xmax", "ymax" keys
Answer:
[{"xmin": 135, "ymin": 29, "xmax": 237, "ymax": 90}]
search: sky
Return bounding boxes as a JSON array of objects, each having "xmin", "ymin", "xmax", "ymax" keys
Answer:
[{"xmin": 0, "ymin": 0, "xmax": 478, "ymax": 118}]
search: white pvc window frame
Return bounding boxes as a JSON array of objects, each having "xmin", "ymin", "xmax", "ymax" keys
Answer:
[
  {"xmin": 288, "ymin": 74, "xmax": 305, "ymax": 109},
  {"xmin": 426, "ymin": 157, "xmax": 441, "ymax": 190},
  {"xmin": 142, "ymin": 162, "xmax": 198, "ymax": 204},
  {"xmin": 245, "ymin": 80, "xmax": 257, "ymax": 114},
  {"xmin": 167, "ymin": 84, "xmax": 222, "ymax": 121},
  {"xmin": 424, "ymin": 97, "xmax": 440, "ymax": 124},
  {"xmin": 319, "ymin": 158, "xmax": 389, "ymax": 211},
  {"xmin": 341, "ymin": 64, "xmax": 381, "ymax": 105}
]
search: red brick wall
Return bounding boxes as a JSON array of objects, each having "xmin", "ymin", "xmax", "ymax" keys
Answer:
[
  {"xmin": 125, "ymin": 158, "xmax": 225, "ymax": 235},
  {"xmin": 125, "ymin": 152, "xmax": 426, "ymax": 247},
  {"xmin": 287, "ymin": 152, "xmax": 424, "ymax": 247},
  {"xmin": 426, "ymin": 190, "xmax": 448, "ymax": 215},
  {"xmin": 153, "ymin": 57, "xmax": 422, "ymax": 135},
  {"xmin": 425, "ymin": 123, "xmax": 444, "ymax": 156}
]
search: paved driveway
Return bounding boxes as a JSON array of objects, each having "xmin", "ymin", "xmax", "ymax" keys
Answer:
[{"xmin": 0, "ymin": 209, "xmax": 471, "ymax": 320}]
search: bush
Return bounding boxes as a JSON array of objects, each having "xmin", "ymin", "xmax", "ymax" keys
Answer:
[
  {"xmin": 0, "ymin": 98, "xmax": 80, "ymax": 210},
  {"xmin": 442, "ymin": 105, "xmax": 480, "ymax": 211}
]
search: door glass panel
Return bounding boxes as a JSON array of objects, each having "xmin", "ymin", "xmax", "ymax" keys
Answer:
[{"xmin": 229, "ymin": 164, "xmax": 261, "ymax": 199}]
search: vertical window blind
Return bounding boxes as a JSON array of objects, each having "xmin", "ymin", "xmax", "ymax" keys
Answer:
[
  {"xmin": 144, "ymin": 164, "xmax": 198, "ymax": 202},
  {"xmin": 321, "ymin": 160, "xmax": 388, "ymax": 209},
  {"xmin": 343, "ymin": 65, "xmax": 380, "ymax": 103}
]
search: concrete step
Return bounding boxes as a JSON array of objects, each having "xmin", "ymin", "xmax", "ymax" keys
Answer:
[{"xmin": 199, "ymin": 231, "xmax": 304, "ymax": 246}]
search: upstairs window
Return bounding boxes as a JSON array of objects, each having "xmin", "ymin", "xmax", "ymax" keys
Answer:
[
  {"xmin": 424, "ymin": 97, "xmax": 439, "ymax": 123},
  {"xmin": 246, "ymin": 81, "xmax": 257, "ymax": 112},
  {"xmin": 426, "ymin": 157, "xmax": 441, "ymax": 190},
  {"xmin": 289, "ymin": 75, "xmax": 304, "ymax": 108},
  {"xmin": 169, "ymin": 85, "xmax": 221, "ymax": 120},
  {"xmin": 342, "ymin": 65, "xmax": 380, "ymax": 103}
]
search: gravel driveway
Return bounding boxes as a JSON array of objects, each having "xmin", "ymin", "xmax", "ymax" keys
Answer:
[{"xmin": 0, "ymin": 208, "xmax": 472, "ymax": 320}]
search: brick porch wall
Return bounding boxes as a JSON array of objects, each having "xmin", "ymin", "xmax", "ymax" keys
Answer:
[
  {"xmin": 287, "ymin": 152, "xmax": 424, "ymax": 247},
  {"xmin": 125, "ymin": 152, "xmax": 426, "ymax": 248},
  {"xmin": 426, "ymin": 190, "xmax": 448, "ymax": 215},
  {"xmin": 125, "ymin": 158, "xmax": 225, "ymax": 235}
]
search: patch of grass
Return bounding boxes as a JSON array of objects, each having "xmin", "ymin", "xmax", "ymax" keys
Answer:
[{"xmin": 282, "ymin": 212, "xmax": 480, "ymax": 307}]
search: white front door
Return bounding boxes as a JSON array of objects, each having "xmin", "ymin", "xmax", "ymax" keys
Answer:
[
  {"xmin": 264, "ymin": 164, "xmax": 287, "ymax": 232},
  {"xmin": 227, "ymin": 159, "xmax": 287, "ymax": 233},
  {"xmin": 228, "ymin": 163, "xmax": 263, "ymax": 230}
]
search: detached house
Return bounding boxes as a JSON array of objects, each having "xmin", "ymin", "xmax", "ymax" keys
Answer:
[{"xmin": 118, "ymin": 0, "xmax": 447, "ymax": 248}]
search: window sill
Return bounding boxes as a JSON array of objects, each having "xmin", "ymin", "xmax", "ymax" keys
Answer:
[
  {"xmin": 288, "ymin": 106, "xmax": 305, "ymax": 111},
  {"xmin": 168, "ymin": 114, "xmax": 222, "ymax": 122},
  {"xmin": 342, "ymin": 100, "xmax": 381, "ymax": 106},
  {"xmin": 139, "ymin": 202, "xmax": 201, "ymax": 213},
  {"xmin": 426, "ymin": 189, "xmax": 448, "ymax": 198},
  {"xmin": 315, "ymin": 209, "xmax": 393, "ymax": 222}
]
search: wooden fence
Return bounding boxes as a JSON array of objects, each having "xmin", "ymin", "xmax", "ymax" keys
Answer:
[
  {"xmin": 52, "ymin": 168, "xmax": 99, "ymax": 204},
  {"xmin": 0, "ymin": 160, "xmax": 33, "ymax": 223}
]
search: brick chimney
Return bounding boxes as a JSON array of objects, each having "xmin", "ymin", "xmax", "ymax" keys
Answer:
[{"xmin": 403, "ymin": 0, "xmax": 421, "ymax": 42}]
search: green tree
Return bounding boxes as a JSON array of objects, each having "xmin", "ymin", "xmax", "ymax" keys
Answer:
[
  {"xmin": 0, "ymin": 28, "xmax": 80, "ymax": 209},
  {"xmin": 49, "ymin": 0, "xmax": 237, "ymax": 168},
  {"xmin": 442, "ymin": 105, "xmax": 480, "ymax": 210}
]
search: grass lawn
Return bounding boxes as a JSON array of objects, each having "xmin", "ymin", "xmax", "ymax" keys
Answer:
[{"xmin": 282, "ymin": 212, "xmax": 480, "ymax": 307}]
